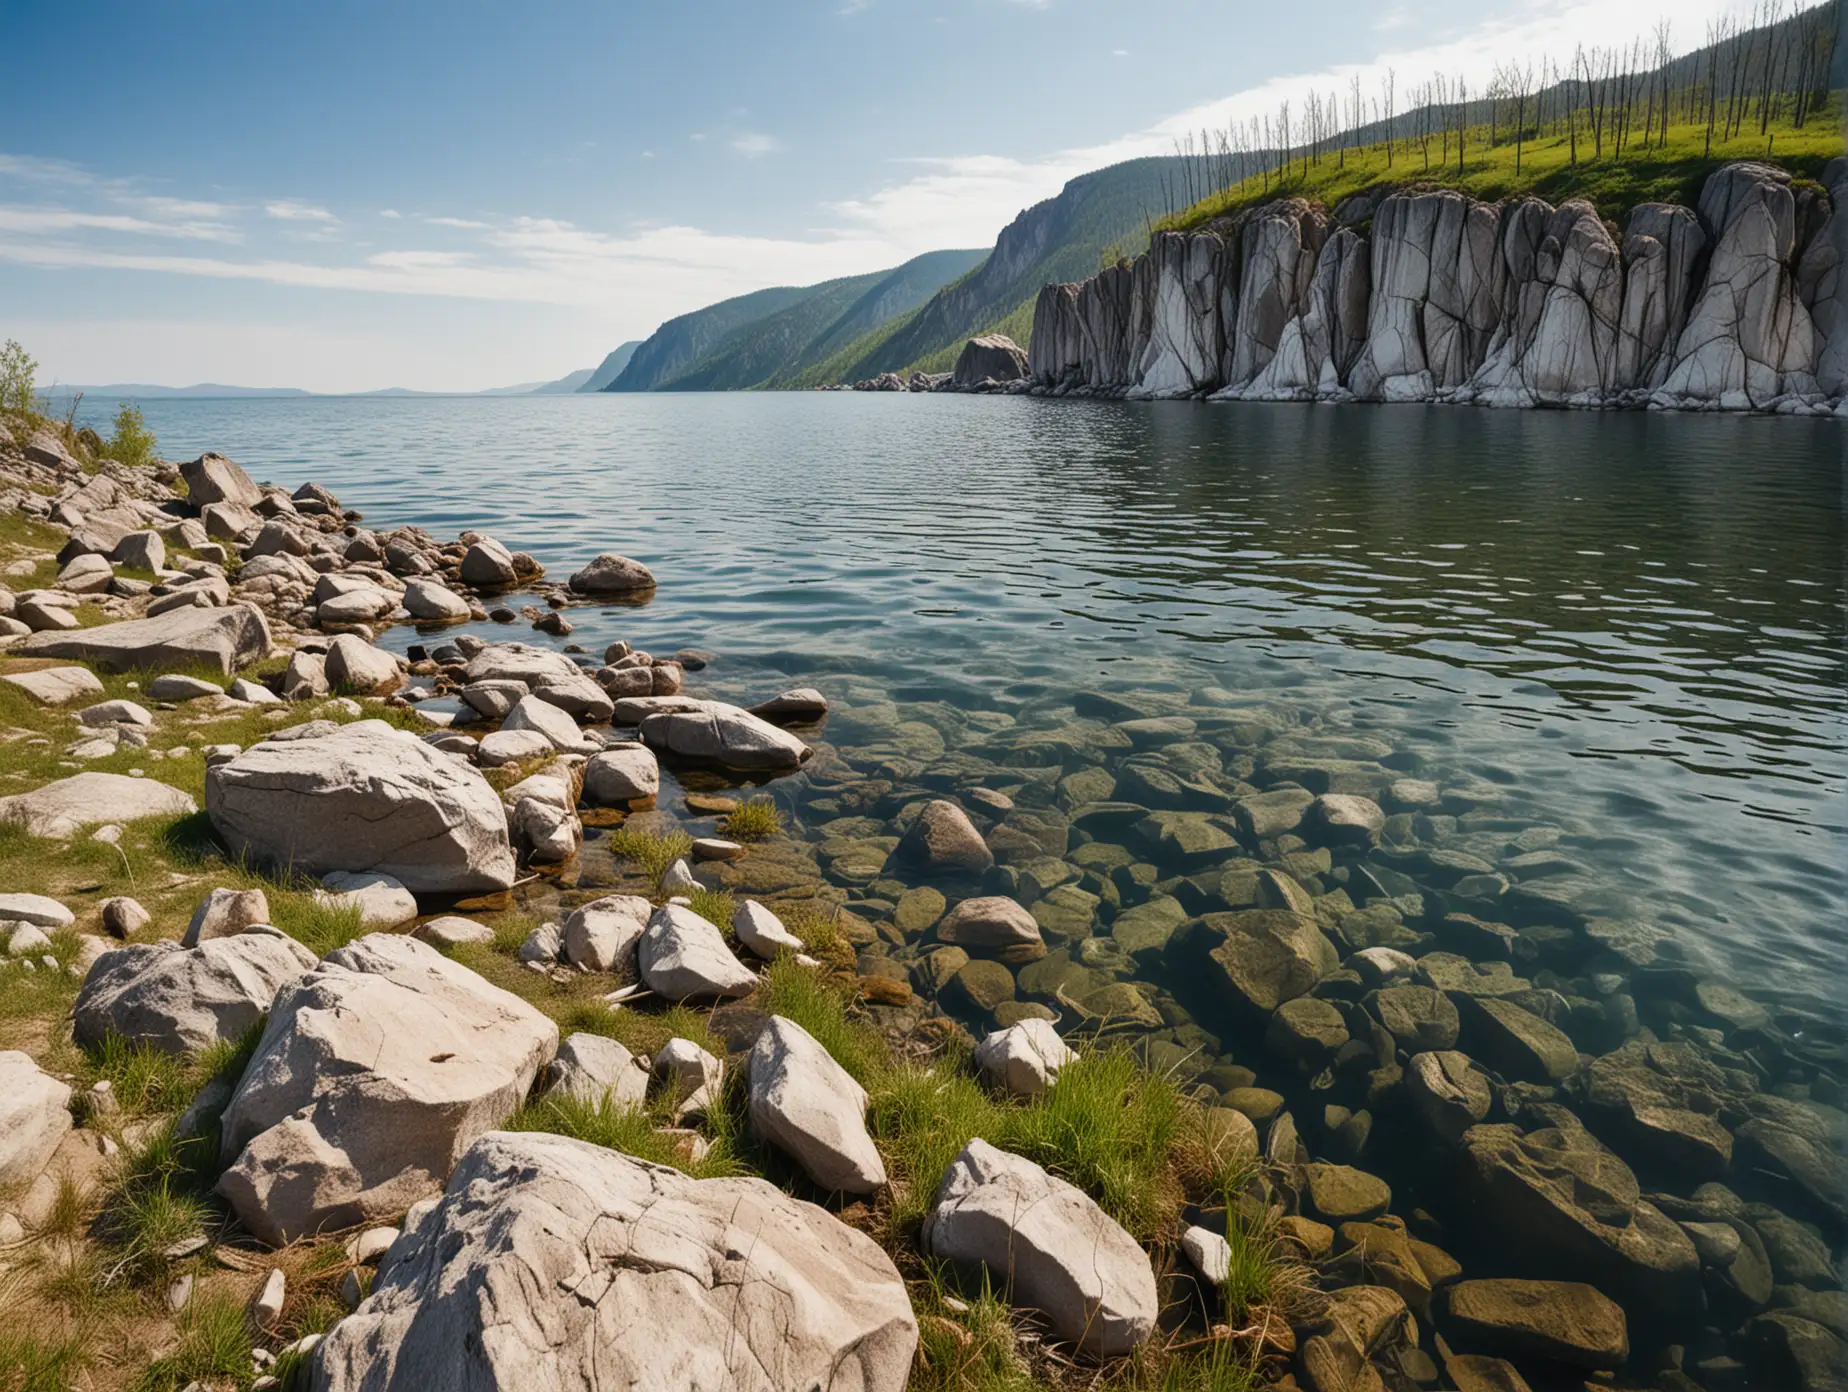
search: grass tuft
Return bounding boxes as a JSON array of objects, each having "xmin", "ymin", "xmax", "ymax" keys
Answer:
[
  {"xmin": 0, "ymin": 1328, "xmax": 93, "ymax": 1391},
  {"xmin": 722, "ymin": 797, "xmax": 781, "ymax": 840},
  {"xmin": 506, "ymin": 1090, "xmax": 743, "ymax": 1179},
  {"xmin": 755, "ymin": 956, "xmax": 884, "ymax": 1085},
  {"xmin": 607, "ymin": 827, "xmax": 693, "ymax": 884},
  {"xmin": 685, "ymin": 885, "xmax": 734, "ymax": 933},
  {"xmin": 132, "ymin": 1292, "xmax": 253, "ymax": 1392}
]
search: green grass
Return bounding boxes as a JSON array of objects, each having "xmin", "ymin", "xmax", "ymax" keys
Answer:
[
  {"xmin": 685, "ymin": 885, "xmax": 735, "ymax": 934},
  {"xmin": 82, "ymin": 1032, "xmax": 193, "ymax": 1114},
  {"xmin": 132, "ymin": 1292, "xmax": 253, "ymax": 1392},
  {"xmin": 722, "ymin": 797, "xmax": 782, "ymax": 840},
  {"xmin": 607, "ymin": 826, "xmax": 693, "ymax": 884},
  {"xmin": 0, "ymin": 926, "xmax": 88, "ymax": 1025},
  {"xmin": 756, "ymin": 955, "xmax": 886, "ymax": 1085},
  {"xmin": 0, "ymin": 1328, "xmax": 93, "ymax": 1392},
  {"xmin": 505, "ymin": 1089, "xmax": 745, "ymax": 1179},
  {"xmin": 559, "ymin": 999, "xmax": 724, "ymax": 1059},
  {"xmin": 95, "ymin": 1122, "xmax": 215, "ymax": 1284},
  {"xmin": 1166, "ymin": 105, "xmax": 1846, "ymax": 233}
]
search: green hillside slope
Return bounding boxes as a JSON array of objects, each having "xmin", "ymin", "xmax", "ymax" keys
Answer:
[{"xmin": 797, "ymin": 155, "xmax": 1187, "ymax": 384}]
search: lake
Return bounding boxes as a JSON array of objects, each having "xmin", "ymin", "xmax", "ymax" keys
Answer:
[{"xmin": 96, "ymin": 391, "xmax": 1845, "ymax": 1021}]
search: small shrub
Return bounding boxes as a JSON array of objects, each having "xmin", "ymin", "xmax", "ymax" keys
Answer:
[
  {"xmin": 608, "ymin": 827, "xmax": 692, "ymax": 884},
  {"xmin": 96, "ymin": 1122, "xmax": 213, "ymax": 1284},
  {"xmin": 102, "ymin": 402, "xmax": 159, "ymax": 469},
  {"xmin": 0, "ymin": 338, "xmax": 37, "ymax": 415},
  {"xmin": 722, "ymin": 797, "xmax": 781, "ymax": 840}
]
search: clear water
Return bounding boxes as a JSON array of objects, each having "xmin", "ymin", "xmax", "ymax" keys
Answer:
[{"xmin": 100, "ymin": 392, "xmax": 1846, "ymax": 1023}]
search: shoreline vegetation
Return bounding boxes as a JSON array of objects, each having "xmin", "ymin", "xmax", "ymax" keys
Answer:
[{"xmin": 0, "ymin": 359, "xmax": 1304, "ymax": 1391}]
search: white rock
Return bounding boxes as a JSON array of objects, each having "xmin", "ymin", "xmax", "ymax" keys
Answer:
[
  {"xmin": 252, "ymin": 1267, "xmax": 287, "ymax": 1327},
  {"xmin": 17, "ymin": 602, "xmax": 271, "ymax": 676},
  {"xmin": 147, "ymin": 673, "xmax": 224, "ymax": 702},
  {"xmin": 216, "ymin": 934, "xmax": 558, "ymax": 1244},
  {"xmin": 324, "ymin": 634, "xmax": 403, "ymax": 695},
  {"xmin": 1181, "ymin": 1224, "xmax": 1232, "ymax": 1285},
  {"xmin": 229, "ymin": 677, "xmax": 282, "ymax": 705},
  {"xmin": 74, "ymin": 931, "xmax": 318, "ymax": 1057},
  {"xmin": 747, "ymin": 1015, "xmax": 884, "ymax": 1194},
  {"xmin": 316, "ymin": 870, "xmax": 419, "ymax": 928},
  {"xmin": 79, "ymin": 698, "xmax": 153, "ymax": 727},
  {"xmin": 206, "ymin": 721, "xmax": 517, "ymax": 892},
  {"xmin": 731, "ymin": 900, "xmax": 804, "ymax": 960},
  {"xmin": 653, "ymin": 1037, "xmax": 723, "ymax": 1120},
  {"xmin": 0, "ymin": 1050, "xmax": 73, "ymax": 1191},
  {"xmin": 513, "ymin": 795, "xmax": 580, "ymax": 863},
  {"xmin": 346, "ymin": 1226, "xmax": 400, "ymax": 1266},
  {"xmin": 0, "ymin": 666, "xmax": 105, "ymax": 705},
  {"xmin": 414, "ymin": 916, "xmax": 494, "ymax": 949},
  {"xmin": 182, "ymin": 885, "xmax": 271, "ymax": 947},
  {"xmin": 659, "ymin": 857, "xmax": 700, "ymax": 896},
  {"xmin": 401, "ymin": 579, "xmax": 470, "ymax": 622},
  {"xmin": 637, "ymin": 903, "xmax": 756, "ymax": 1001},
  {"xmin": 475, "ymin": 728, "xmax": 552, "ymax": 767},
  {"xmin": 561, "ymin": 895, "xmax": 651, "ymax": 973},
  {"xmin": 639, "ymin": 701, "xmax": 811, "ymax": 773},
  {"xmin": 7, "ymin": 923, "xmax": 53, "ymax": 956},
  {"xmin": 923, "ymin": 1138, "xmax": 1158, "ymax": 1355},
  {"xmin": 307, "ymin": 1131, "xmax": 917, "ymax": 1392},
  {"xmin": 517, "ymin": 921, "xmax": 563, "ymax": 965},
  {"xmin": 0, "ymin": 771, "xmax": 196, "ymax": 838},
  {"xmin": 0, "ymin": 893, "xmax": 75, "ymax": 929},
  {"xmin": 502, "ymin": 693, "xmax": 595, "ymax": 754},
  {"xmin": 549, "ymin": 1032, "xmax": 648, "ymax": 1108},
  {"xmin": 580, "ymin": 745, "xmax": 660, "ymax": 804},
  {"xmin": 973, "ymin": 1018, "xmax": 1075, "ymax": 1098}
]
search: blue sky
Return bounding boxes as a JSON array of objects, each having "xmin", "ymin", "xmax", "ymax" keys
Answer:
[{"xmin": 2, "ymin": 0, "xmax": 1733, "ymax": 391}]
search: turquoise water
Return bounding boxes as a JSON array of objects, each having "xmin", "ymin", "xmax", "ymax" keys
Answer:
[{"xmin": 100, "ymin": 392, "xmax": 1845, "ymax": 1019}]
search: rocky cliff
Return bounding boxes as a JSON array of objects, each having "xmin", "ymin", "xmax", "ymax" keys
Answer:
[{"xmin": 1029, "ymin": 160, "xmax": 1848, "ymax": 416}]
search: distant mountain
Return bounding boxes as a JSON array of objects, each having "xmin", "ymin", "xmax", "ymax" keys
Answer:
[
  {"xmin": 575, "ymin": 341, "xmax": 642, "ymax": 393},
  {"xmin": 53, "ymin": 383, "xmax": 313, "ymax": 398},
  {"xmin": 797, "ymin": 155, "xmax": 1188, "ymax": 383},
  {"xmin": 529, "ymin": 367, "xmax": 596, "ymax": 394},
  {"xmin": 607, "ymin": 249, "xmax": 985, "ymax": 392}
]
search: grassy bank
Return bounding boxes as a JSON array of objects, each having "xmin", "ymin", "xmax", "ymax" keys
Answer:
[{"xmin": 1166, "ymin": 105, "xmax": 1844, "ymax": 232}]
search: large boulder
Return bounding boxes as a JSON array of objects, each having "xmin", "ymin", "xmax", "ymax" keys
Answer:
[
  {"xmin": 73, "ymin": 930, "xmax": 317, "ymax": 1057},
  {"xmin": 581, "ymin": 746, "xmax": 660, "ymax": 804},
  {"xmin": 1460, "ymin": 1111, "xmax": 1699, "ymax": 1318},
  {"xmin": 747, "ymin": 1015, "xmax": 885, "ymax": 1194},
  {"xmin": 308, "ymin": 1131, "xmax": 917, "ymax": 1392},
  {"xmin": 568, "ymin": 553, "xmax": 657, "ymax": 595},
  {"xmin": 1444, "ymin": 1279, "xmax": 1628, "ymax": 1371},
  {"xmin": 1172, "ymin": 908, "xmax": 1339, "ymax": 1014},
  {"xmin": 951, "ymin": 334, "xmax": 1030, "ymax": 386},
  {"xmin": 637, "ymin": 904, "xmax": 756, "ymax": 1001},
  {"xmin": 0, "ymin": 1050, "xmax": 72, "ymax": 1192},
  {"xmin": 400, "ymin": 579, "xmax": 470, "ymax": 622},
  {"xmin": 458, "ymin": 537, "xmax": 517, "ymax": 587},
  {"xmin": 0, "ymin": 771, "xmax": 196, "ymax": 838},
  {"xmin": 923, "ymin": 1138, "xmax": 1157, "ymax": 1355},
  {"xmin": 205, "ymin": 721, "xmax": 517, "ymax": 892},
  {"xmin": 181, "ymin": 452, "xmax": 264, "ymax": 508},
  {"xmin": 639, "ymin": 701, "xmax": 810, "ymax": 773},
  {"xmin": 216, "ymin": 934, "xmax": 557, "ymax": 1244},
  {"xmin": 18, "ymin": 602, "xmax": 272, "ymax": 675}
]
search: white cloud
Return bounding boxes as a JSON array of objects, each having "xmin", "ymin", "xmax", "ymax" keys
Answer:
[
  {"xmin": 263, "ymin": 200, "xmax": 338, "ymax": 223},
  {"xmin": 0, "ymin": 204, "xmax": 241, "ymax": 243},
  {"xmin": 1112, "ymin": 48, "xmax": 1129, "ymax": 57},
  {"xmin": 730, "ymin": 132, "xmax": 781, "ymax": 158},
  {"xmin": 427, "ymin": 215, "xmax": 491, "ymax": 229},
  {"xmin": 380, "ymin": 208, "xmax": 402, "ymax": 218}
]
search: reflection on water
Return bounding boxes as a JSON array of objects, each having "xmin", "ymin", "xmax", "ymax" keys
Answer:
[{"xmin": 118, "ymin": 393, "xmax": 1845, "ymax": 1016}]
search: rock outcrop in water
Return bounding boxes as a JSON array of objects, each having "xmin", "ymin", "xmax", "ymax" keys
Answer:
[{"xmin": 1029, "ymin": 160, "xmax": 1848, "ymax": 415}]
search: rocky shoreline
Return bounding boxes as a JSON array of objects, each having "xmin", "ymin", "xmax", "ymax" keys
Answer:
[{"xmin": 0, "ymin": 415, "xmax": 1843, "ymax": 1391}]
